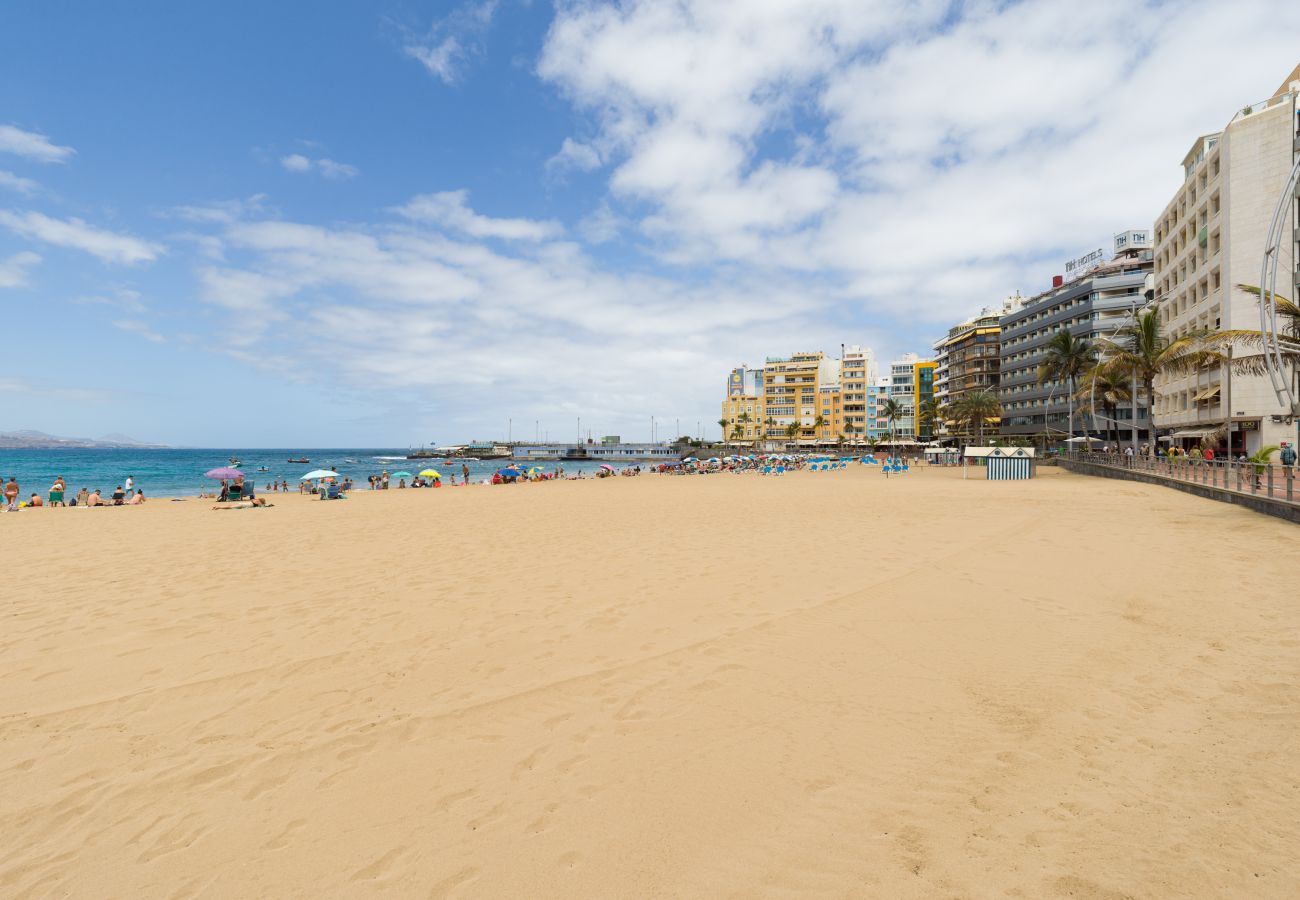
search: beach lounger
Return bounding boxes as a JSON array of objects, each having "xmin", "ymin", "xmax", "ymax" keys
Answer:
[
  {"xmin": 226, "ymin": 485, "xmax": 243, "ymax": 502},
  {"xmin": 775, "ymin": 465, "xmax": 785, "ymax": 476}
]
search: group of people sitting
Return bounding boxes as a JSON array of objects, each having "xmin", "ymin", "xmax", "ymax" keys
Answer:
[{"xmin": 3, "ymin": 475, "xmax": 146, "ymax": 510}]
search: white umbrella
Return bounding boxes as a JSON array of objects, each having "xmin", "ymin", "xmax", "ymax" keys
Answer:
[
  {"xmin": 300, "ymin": 469, "xmax": 342, "ymax": 480},
  {"xmin": 1063, "ymin": 436, "xmax": 1102, "ymax": 444}
]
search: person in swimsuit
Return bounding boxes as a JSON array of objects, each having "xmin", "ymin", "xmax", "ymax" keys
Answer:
[
  {"xmin": 49, "ymin": 476, "xmax": 66, "ymax": 507},
  {"xmin": 4, "ymin": 476, "xmax": 19, "ymax": 511}
]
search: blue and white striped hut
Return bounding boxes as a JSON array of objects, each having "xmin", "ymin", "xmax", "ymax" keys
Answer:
[{"xmin": 963, "ymin": 446, "xmax": 1035, "ymax": 480}]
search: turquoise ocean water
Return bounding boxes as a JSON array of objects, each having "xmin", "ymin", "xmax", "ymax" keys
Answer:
[{"xmin": 0, "ymin": 449, "xmax": 622, "ymax": 499}]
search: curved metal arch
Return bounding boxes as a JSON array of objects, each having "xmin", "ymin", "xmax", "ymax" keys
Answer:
[{"xmin": 1259, "ymin": 151, "xmax": 1300, "ymax": 411}]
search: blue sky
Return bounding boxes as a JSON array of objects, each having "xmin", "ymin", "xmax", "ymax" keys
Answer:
[{"xmin": 2, "ymin": 1, "xmax": 1298, "ymax": 447}]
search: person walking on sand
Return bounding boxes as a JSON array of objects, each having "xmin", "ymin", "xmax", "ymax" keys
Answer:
[
  {"xmin": 125, "ymin": 475, "xmax": 134, "ymax": 494},
  {"xmin": 462, "ymin": 463, "xmax": 469, "ymax": 486},
  {"xmin": 4, "ymin": 475, "xmax": 19, "ymax": 511}
]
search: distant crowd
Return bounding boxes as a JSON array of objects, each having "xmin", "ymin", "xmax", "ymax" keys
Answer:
[{"xmin": 4, "ymin": 475, "xmax": 147, "ymax": 510}]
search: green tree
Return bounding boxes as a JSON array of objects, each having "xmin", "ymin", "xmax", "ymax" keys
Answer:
[
  {"xmin": 917, "ymin": 397, "xmax": 941, "ymax": 441},
  {"xmin": 950, "ymin": 390, "xmax": 1001, "ymax": 445},
  {"xmin": 1098, "ymin": 310, "xmax": 1221, "ymax": 445},
  {"xmin": 1207, "ymin": 285, "xmax": 1300, "ymax": 414},
  {"xmin": 784, "ymin": 422, "xmax": 800, "ymax": 445},
  {"xmin": 717, "ymin": 418, "xmax": 729, "ymax": 450},
  {"xmin": 1075, "ymin": 365, "xmax": 1132, "ymax": 449},
  {"xmin": 1037, "ymin": 330, "xmax": 1094, "ymax": 444},
  {"xmin": 881, "ymin": 398, "xmax": 904, "ymax": 446}
]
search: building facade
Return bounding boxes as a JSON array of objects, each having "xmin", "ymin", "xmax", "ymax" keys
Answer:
[
  {"xmin": 762, "ymin": 351, "xmax": 840, "ymax": 442},
  {"xmin": 932, "ymin": 296, "xmax": 1020, "ymax": 443},
  {"xmin": 1153, "ymin": 65, "xmax": 1300, "ymax": 455},
  {"xmin": 999, "ymin": 240, "xmax": 1155, "ymax": 441},
  {"xmin": 721, "ymin": 365, "xmax": 764, "ymax": 444}
]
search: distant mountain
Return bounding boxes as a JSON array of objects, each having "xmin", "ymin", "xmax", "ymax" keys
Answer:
[{"xmin": 0, "ymin": 429, "xmax": 169, "ymax": 449}]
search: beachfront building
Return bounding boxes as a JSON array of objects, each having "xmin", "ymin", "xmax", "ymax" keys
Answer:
[
  {"xmin": 837, "ymin": 346, "xmax": 876, "ymax": 444},
  {"xmin": 868, "ymin": 379, "xmax": 891, "ymax": 442},
  {"xmin": 1152, "ymin": 64, "xmax": 1300, "ymax": 455},
  {"xmin": 721, "ymin": 365, "xmax": 764, "ymax": 445},
  {"xmin": 999, "ymin": 236, "xmax": 1156, "ymax": 443},
  {"xmin": 881, "ymin": 354, "xmax": 935, "ymax": 442},
  {"xmin": 762, "ymin": 351, "xmax": 840, "ymax": 443},
  {"xmin": 931, "ymin": 296, "xmax": 1020, "ymax": 443}
]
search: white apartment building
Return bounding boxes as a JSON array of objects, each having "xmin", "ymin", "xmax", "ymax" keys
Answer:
[
  {"xmin": 1153, "ymin": 64, "xmax": 1300, "ymax": 455},
  {"xmin": 838, "ymin": 345, "xmax": 878, "ymax": 440}
]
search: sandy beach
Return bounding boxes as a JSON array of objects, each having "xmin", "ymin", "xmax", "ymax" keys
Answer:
[{"xmin": 2, "ymin": 466, "xmax": 1297, "ymax": 898}]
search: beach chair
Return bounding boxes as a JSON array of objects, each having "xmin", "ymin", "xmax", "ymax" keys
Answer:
[
  {"xmin": 226, "ymin": 484, "xmax": 243, "ymax": 502},
  {"xmin": 760, "ymin": 465, "xmax": 771, "ymax": 476},
  {"xmin": 775, "ymin": 465, "xmax": 785, "ymax": 476}
]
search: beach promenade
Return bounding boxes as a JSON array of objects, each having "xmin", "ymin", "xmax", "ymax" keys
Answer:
[{"xmin": 2, "ymin": 467, "xmax": 1297, "ymax": 898}]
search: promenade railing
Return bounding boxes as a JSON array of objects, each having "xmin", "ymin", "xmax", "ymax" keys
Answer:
[{"xmin": 1067, "ymin": 451, "xmax": 1298, "ymax": 506}]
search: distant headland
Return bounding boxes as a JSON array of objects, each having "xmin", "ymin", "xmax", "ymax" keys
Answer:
[{"xmin": 0, "ymin": 430, "xmax": 169, "ymax": 450}]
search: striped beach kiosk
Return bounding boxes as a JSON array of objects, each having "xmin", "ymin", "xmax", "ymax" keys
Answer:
[{"xmin": 963, "ymin": 446, "xmax": 1035, "ymax": 480}]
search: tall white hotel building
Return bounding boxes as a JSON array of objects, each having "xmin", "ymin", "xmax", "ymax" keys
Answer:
[{"xmin": 1153, "ymin": 64, "xmax": 1300, "ymax": 454}]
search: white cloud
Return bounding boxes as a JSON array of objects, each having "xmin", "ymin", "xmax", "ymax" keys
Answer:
[
  {"xmin": 112, "ymin": 319, "xmax": 166, "ymax": 343},
  {"xmin": 165, "ymin": 194, "xmax": 268, "ymax": 225},
  {"xmin": 394, "ymin": 190, "xmax": 562, "ymax": 241},
  {"xmin": 0, "ymin": 124, "xmax": 75, "ymax": 163},
  {"xmin": 280, "ymin": 154, "xmax": 358, "ymax": 179},
  {"xmin": 0, "ymin": 250, "xmax": 41, "ymax": 288},
  {"xmin": 0, "ymin": 210, "xmax": 163, "ymax": 265},
  {"xmin": 537, "ymin": 0, "xmax": 1300, "ymax": 330},
  {"xmin": 403, "ymin": 0, "xmax": 499, "ymax": 84},
  {"xmin": 546, "ymin": 138, "xmax": 602, "ymax": 175},
  {"xmin": 0, "ymin": 170, "xmax": 38, "ymax": 195}
]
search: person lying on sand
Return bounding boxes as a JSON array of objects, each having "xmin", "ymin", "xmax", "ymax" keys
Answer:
[{"xmin": 211, "ymin": 498, "xmax": 273, "ymax": 510}]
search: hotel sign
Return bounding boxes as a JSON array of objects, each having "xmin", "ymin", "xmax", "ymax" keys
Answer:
[{"xmin": 1064, "ymin": 247, "xmax": 1106, "ymax": 281}]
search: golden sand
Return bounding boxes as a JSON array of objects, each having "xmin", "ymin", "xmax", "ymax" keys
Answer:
[{"xmin": 2, "ymin": 466, "xmax": 1297, "ymax": 898}]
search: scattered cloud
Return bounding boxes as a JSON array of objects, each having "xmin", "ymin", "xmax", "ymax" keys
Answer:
[
  {"xmin": 165, "ymin": 194, "xmax": 268, "ymax": 224},
  {"xmin": 394, "ymin": 190, "xmax": 562, "ymax": 241},
  {"xmin": 0, "ymin": 124, "xmax": 75, "ymax": 163},
  {"xmin": 0, "ymin": 250, "xmax": 41, "ymax": 288},
  {"xmin": 280, "ymin": 154, "xmax": 358, "ymax": 179},
  {"xmin": 403, "ymin": 0, "xmax": 499, "ymax": 84},
  {"xmin": 0, "ymin": 210, "xmax": 163, "ymax": 264},
  {"xmin": 76, "ymin": 287, "xmax": 147, "ymax": 314},
  {"xmin": 0, "ymin": 170, "xmax": 38, "ymax": 195},
  {"xmin": 545, "ymin": 137, "xmax": 602, "ymax": 175},
  {"xmin": 112, "ymin": 318, "xmax": 166, "ymax": 343}
]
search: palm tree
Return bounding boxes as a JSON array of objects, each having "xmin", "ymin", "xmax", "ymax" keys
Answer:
[
  {"xmin": 917, "ymin": 398, "xmax": 941, "ymax": 442},
  {"xmin": 881, "ymin": 398, "xmax": 904, "ymax": 447},
  {"xmin": 783, "ymin": 422, "xmax": 800, "ymax": 446},
  {"xmin": 812, "ymin": 414, "xmax": 827, "ymax": 444},
  {"xmin": 1207, "ymin": 285, "xmax": 1300, "ymax": 411},
  {"xmin": 1098, "ymin": 310, "xmax": 1221, "ymax": 446},
  {"xmin": 1074, "ymin": 366, "xmax": 1132, "ymax": 449},
  {"xmin": 1038, "ymin": 329, "xmax": 1094, "ymax": 445},
  {"xmin": 730, "ymin": 423, "xmax": 744, "ymax": 443},
  {"xmin": 717, "ymin": 417, "xmax": 729, "ymax": 450},
  {"xmin": 736, "ymin": 410, "xmax": 753, "ymax": 442},
  {"xmin": 951, "ymin": 390, "xmax": 1001, "ymax": 445}
]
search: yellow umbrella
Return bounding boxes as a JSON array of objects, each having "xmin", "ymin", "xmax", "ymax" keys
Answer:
[
  {"xmin": 418, "ymin": 469, "xmax": 441, "ymax": 478},
  {"xmin": 527, "ymin": 466, "xmax": 543, "ymax": 474}
]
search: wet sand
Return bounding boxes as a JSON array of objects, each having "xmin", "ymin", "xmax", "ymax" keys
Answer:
[{"xmin": 2, "ymin": 466, "xmax": 1297, "ymax": 898}]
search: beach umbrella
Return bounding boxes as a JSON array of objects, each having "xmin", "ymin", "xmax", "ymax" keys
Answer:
[
  {"xmin": 599, "ymin": 464, "xmax": 615, "ymax": 471},
  {"xmin": 300, "ymin": 469, "xmax": 341, "ymax": 480},
  {"xmin": 204, "ymin": 467, "xmax": 243, "ymax": 479},
  {"xmin": 498, "ymin": 466, "xmax": 523, "ymax": 477},
  {"xmin": 389, "ymin": 471, "xmax": 413, "ymax": 479},
  {"xmin": 527, "ymin": 466, "xmax": 544, "ymax": 474},
  {"xmin": 418, "ymin": 469, "xmax": 442, "ymax": 478}
]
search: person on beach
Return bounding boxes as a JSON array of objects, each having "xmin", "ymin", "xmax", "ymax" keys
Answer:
[
  {"xmin": 127, "ymin": 490, "xmax": 146, "ymax": 505},
  {"xmin": 462, "ymin": 463, "xmax": 470, "ymax": 485},
  {"xmin": 111, "ymin": 486, "xmax": 126, "ymax": 505},
  {"xmin": 125, "ymin": 475, "xmax": 134, "ymax": 494},
  {"xmin": 87, "ymin": 489, "xmax": 105, "ymax": 507},
  {"xmin": 5, "ymin": 476, "xmax": 20, "ymax": 510},
  {"xmin": 382, "ymin": 470, "xmax": 389, "ymax": 490},
  {"xmin": 75, "ymin": 487, "xmax": 89, "ymax": 507},
  {"xmin": 49, "ymin": 476, "xmax": 66, "ymax": 507},
  {"xmin": 27, "ymin": 492, "xmax": 43, "ymax": 507}
]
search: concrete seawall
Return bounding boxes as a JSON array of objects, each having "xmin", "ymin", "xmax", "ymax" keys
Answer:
[{"xmin": 1059, "ymin": 458, "xmax": 1300, "ymax": 525}]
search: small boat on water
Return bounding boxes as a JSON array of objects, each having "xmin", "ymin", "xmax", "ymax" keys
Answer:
[
  {"xmin": 287, "ymin": 457, "xmax": 310, "ymax": 463},
  {"xmin": 229, "ymin": 457, "xmax": 241, "ymax": 466},
  {"xmin": 257, "ymin": 466, "xmax": 271, "ymax": 472}
]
